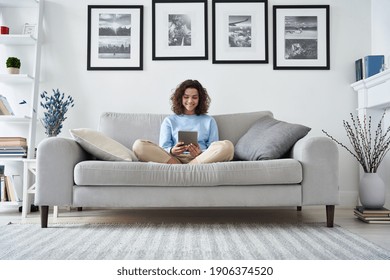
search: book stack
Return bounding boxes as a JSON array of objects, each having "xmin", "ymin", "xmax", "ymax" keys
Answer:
[
  {"xmin": 0, "ymin": 174, "xmax": 21, "ymax": 202},
  {"xmin": 0, "ymin": 137, "xmax": 27, "ymax": 158},
  {"xmin": 354, "ymin": 206, "xmax": 390, "ymax": 224},
  {"xmin": 355, "ymin": 55, "xmax": 385, "ymax": 81}
]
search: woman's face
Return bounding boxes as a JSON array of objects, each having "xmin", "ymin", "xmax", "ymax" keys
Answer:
[{"xmin": 182, "ymin": 88, "xmax": 199, "ymax": 115}]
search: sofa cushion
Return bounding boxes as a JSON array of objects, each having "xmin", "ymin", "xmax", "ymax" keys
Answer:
[
  {"xmin": 74, "ymin": 159, "xmax": 302, "ymax": 186},
  {"xmin": 70, "ymin": 128, "xmax": 138, "ymax": 161},
  {"xmin": 234, "ymin": 116, "xmax": 311, "ymax": 161}
]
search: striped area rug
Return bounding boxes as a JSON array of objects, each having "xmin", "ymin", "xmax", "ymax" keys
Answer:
[{"xmin": 1, "ymin": 222, "xmax": 389, "ymax": 260}]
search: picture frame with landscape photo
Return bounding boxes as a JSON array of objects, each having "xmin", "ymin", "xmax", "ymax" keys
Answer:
[
  {"xmin": 273, "ymin": 5, "xmax": 330, "ymax": 70},
  {"xmin": 152, "ymin": 0, "xmax": 208, "ymax": 60},
  {"xmin": 212, "ymin": 0, "xmax": 268, "ymax": 64},
  {"xmin": 87, "ymin": 5, "xmax": 143, "ymax": 70}
]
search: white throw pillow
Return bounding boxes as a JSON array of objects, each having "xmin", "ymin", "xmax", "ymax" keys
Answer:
[{"xmin": 69, "ymin": 128, "xmax": 138, "ymax": 161}]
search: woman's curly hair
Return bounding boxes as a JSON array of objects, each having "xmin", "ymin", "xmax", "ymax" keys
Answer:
[{"xmin": 170, "ymin": 79, "xmax": 211, "ymax": 115}]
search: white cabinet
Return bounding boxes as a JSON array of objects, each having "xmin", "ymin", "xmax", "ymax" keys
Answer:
[{"xmin": 0, "ymin": 0, "xmax": 44, "ymax": 209}]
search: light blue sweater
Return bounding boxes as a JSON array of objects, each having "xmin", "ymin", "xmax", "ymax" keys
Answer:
[{"xmin": 159, "ymin": 114, "xmax": 219, "ymax": 152}]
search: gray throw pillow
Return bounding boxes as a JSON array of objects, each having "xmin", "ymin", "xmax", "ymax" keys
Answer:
[{"xmin": 234, "ymin": 116, "xmax": 311, "ymax": 161}]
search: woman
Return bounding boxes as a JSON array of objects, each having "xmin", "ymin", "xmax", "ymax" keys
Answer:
[{"xmin": 133, "ymin": 79, "xmax": 234, "ymax": 164}]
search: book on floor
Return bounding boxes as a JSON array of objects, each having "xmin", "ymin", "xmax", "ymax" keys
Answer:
[
  {"xmin": 355, "ymin": 206, "xmax": 390, "ymax": 214},
  {"xmin": 355, "ymin": 216, "xmax": 390, "ymax": 224}
]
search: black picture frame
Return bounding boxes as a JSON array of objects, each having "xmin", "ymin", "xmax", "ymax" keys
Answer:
[
  {"xmin": 152, "ymin": 0, "xmax": 208, "ymax": 60},
  {"xmin": 273, "ymin": 5, "xmax": 330, "ymax": 70},
  {"xmin": 87, "ymin": 5, "xmax": 143, "ymax": 71},
  {"xmin": 212, "ymin": 0, "xmax": 268, "ymax": 64}
]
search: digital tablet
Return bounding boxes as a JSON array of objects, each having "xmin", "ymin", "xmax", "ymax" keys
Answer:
[{"xmin": 178, "ymin": 131, "xmax": 198, "ymax": 145}]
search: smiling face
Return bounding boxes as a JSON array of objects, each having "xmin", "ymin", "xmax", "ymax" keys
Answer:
[{"xmin": 182, "ymin": 88, "xmax": 199, "ymax": 115}]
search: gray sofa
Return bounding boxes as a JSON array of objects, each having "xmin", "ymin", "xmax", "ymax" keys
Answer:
[{"xmin": 35, "ymin": 111, "xmax": 339, "ymax": 228}]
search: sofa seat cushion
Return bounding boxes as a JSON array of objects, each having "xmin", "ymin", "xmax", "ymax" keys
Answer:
[{"xmin": 74, "ymin": 159, "xmax": 302, "ymax": 186}]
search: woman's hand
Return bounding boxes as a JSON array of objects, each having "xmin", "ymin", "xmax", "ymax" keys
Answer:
[
  {"xmin": 170, "ymin": 142, "xmax": 187, "ymax": 156},
  {"xmin": 187, "ymin": 143, "xmax": 201, "ymax": 157}
]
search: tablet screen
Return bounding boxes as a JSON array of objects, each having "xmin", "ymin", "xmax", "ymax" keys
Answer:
[{"xmin": 178, "ymin": 131, "xmax": 198, "ymax": 145}]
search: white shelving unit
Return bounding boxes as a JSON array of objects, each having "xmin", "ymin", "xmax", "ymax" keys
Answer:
[
  {"xmin": 351, "ymin": 68, "xmax": 390, "ymax": 208},
  {"xmin": 0, "ymin": 0, "xmax": 44, "ymax": 211}
]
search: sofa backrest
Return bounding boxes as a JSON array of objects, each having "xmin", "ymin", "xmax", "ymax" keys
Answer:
[{"xmin": 99, "ymin": 111, "xmax": 273, "ymax": 149}]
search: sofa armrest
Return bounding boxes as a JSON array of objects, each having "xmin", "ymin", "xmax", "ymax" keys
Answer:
[
  {"xmin": 35, "ymin": 137, "xmax": 90, "ymax": 206},
  {"xmin": 291, "ymin": 136, "xmax": 339, "ymax": 205}
]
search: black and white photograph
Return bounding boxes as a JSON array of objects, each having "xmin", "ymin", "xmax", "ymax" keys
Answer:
[
  {"xmin": 168, "ymin": 14, "xmax": 191, "ymax": 46},
  {"xmin": 98, "ymin": 13, "xmax": 131, "ymax": 59},
  {"xmin": 273, "ymin": 5, "xmax": 329, "ymax": 70},
  {"xmin": 284, "ymin": 16, "xmax": 318, "ymax": 60},
  {"xmin": 87, "ymin": 5, "xmax": 143, "ymax": 70},
  {"xmin": 212, "ymin": 0, "xmax": 268, "ymax": 64},
  {"xmin": 229, "ymin": 15, "xmax": 252, "ymax": 48},
  {"xmin": 152, "ymin": 0, "xmax": 208, "ymax": 60}
]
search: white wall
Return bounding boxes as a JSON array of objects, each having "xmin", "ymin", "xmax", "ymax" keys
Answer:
[
  {"xmin": 35, "ymin": 0, "xmax": 371, "ymax": 206},
  {"xmin": 371, "ymin": 0, "xmax": 390, "ymax": 208},
  {"xmin": 371, "ymin": 0, "xmax": 390, "ymax": 65}
]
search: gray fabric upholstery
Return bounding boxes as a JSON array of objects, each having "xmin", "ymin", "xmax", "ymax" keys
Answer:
[
  {"xmin": 235, "ymin": 116, "xmax": 311, "ymax": 161},
  {"xmin": 98, "ymin": 112, "xmax": 167, "ymax": 149},
  {"xmin": 73, "ymin": 185, "xmax": 302, "ymax": 207},
  {"xmin": 35, "ymin": 137, "xmax": 90, "ymax": 205},
  {"xmin": 74, "ymin": 159, "xmax": 302, "ymax": 186},
  {"xmin": 99, "ymin": 111, "xmax": 273, "ymax": 148},
  {"xmin": 292, "ymin": 136, "xmax": 340, "ymax": 205},
  {"xmin": 35, "ymin": 111, "xmax": 339, "ymax": 213}
]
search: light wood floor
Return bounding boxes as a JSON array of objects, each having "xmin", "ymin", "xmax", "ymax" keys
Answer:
[{"xmin": 1, "ymin": 206, "xmax": 390, "ymax": 251}]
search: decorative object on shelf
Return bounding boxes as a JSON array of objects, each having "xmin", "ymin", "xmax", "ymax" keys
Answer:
[
  {"xmin": 212, "ymin": 0, "xmax": 268, "ymax": 64},
  {"xmin": 22, "ymin": 23, "xmax": 37, "ymax": 36},
  {"xmin": 322, "ymin": 111, "xmax": 389, "ymax": 208},
  {"xmin": 87, "ymin": 5, "xmax": 144, "ymax": 70},
  {"xmin": 40, "ymin": 89, "xmax": 75, "ymax": 137},
  {"xmin": 273, "ymin": 5, "xmax": 330, "ymax": 70},
  {"xmin": 6, "ymin": 57, "xmax": 21, "ymax": 74},
  {"xmin": 0, "ymin": 26, "xmax": 9, "ymax": 34},
  {"xmin": 152, "ymin": 0, "xmax": 207, "ymax": 60}
]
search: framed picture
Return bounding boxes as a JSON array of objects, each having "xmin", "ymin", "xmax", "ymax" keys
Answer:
[
  {"xmin": 152, "ymin": 0, "xmax": 208, "ymax": 60},
  {"xmin": 23, "ymin": 23, "xmax": 36, "ymax": 36},
  {"xmin": 212, "ymin": 0, "xmax": 268, "ymax": 64},
  {"xmin": 273, "ymin": 5, "xmax": 330, "ymax": 70},
  {"xmin": 87, "ymin": 5, "xmax": 143, "ymax": 71}
]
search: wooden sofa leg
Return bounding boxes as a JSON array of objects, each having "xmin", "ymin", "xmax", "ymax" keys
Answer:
[
  {"xmin": 326, "ymin": 205, "xmax": 335, "ymax": 227},
  {"xmin": 297, "ymin": 206, "xmax": 302, "ymax": 211},
  {"xmin": 41, "ymin": 206, "xmax": 49, "ymax": 228}
]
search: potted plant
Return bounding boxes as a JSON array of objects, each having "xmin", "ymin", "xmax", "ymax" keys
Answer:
[
  {"xmin": 40, "ymin": 89, "xmax": 75, "ymax": 137},
  {"xmin": 323, "ymin": 111, "xmax": 390, "ymax": 208},
  {"xmin": 6, "ymin": 57, "xmax": 21, "ymax": 74}
]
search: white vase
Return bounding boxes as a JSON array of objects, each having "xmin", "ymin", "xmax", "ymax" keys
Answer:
[
  {"xmin": 359, "ymin": 172, "xmax": 386, "ymax": 209},
  {"xmin": 7, "ymin": 67, "xmax": 20, "ymax": 74}
]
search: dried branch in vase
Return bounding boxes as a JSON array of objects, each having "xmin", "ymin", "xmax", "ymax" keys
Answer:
[
  {"xmin": 322, "ymin": 110, "xmax": 390, "ymax": 173},
  {"xmin": 40, "ymin": 89, "xmax": 75, "ymax": 137}
]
